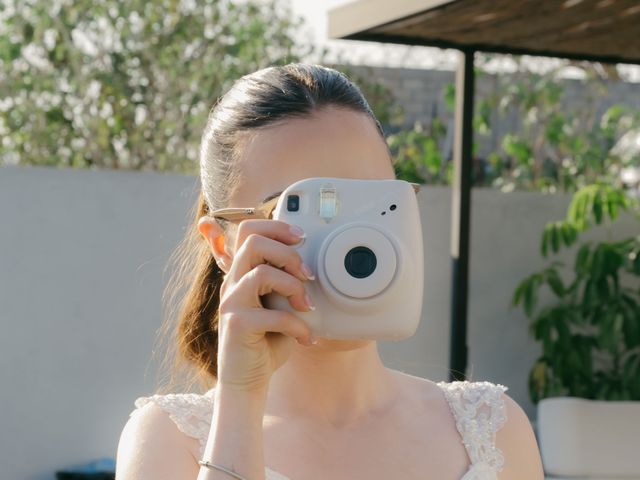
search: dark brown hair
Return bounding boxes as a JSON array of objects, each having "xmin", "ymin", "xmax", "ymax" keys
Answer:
[{"xmin": 155, "ymin": 63, "xmax": 387, "ymax": 394}]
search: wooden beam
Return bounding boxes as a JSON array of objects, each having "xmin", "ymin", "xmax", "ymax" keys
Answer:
[
  {"xmin": 327, "ymin": 0, "xmax": 456, "ymax": 40},
  {"xmin": 329, "ymin": 0, "xmax": 640, "ymax": 65}
]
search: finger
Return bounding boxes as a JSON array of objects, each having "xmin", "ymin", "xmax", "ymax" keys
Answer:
[
  {"xmin": 221, "ymin": 307, "xmax": 314, "ymax": 346},
  {"xmin": 227, "ymin": 233, "xmax": 313, "ymax": 285},
  {"xmin": 221, "ymin": 263, "xmax": 313, "ymax": 313},
  {"xmin": 233, "ymin": 219, "xmax": 305, "ymax": 253}
]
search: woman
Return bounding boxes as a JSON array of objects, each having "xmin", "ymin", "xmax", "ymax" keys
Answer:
[{"xmin": 116, "ymin": 63, "xmax": 545, "ymax": 480}]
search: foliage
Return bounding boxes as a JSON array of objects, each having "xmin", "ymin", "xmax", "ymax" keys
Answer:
[
  {"xmin": 390, "ymin": 56, "xmax": 640, "ymax": 193},
  {"xmin": 512, "ymin": 181, "xmax": 640, "ymax": 403},
  {"xmin": 0, "ymin": 0, "xmax": 310, "ymax": 172},
  {"xmin": 475, "ymin": 57, "xmax": 640, "ymax": 193},
  {"xmin": 387, "ymin": 120, "xmax": 452, "ymax": 185}
]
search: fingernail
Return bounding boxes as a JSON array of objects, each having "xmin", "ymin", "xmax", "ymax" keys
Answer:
[
  {"xmin": 304, "ymin": 292, "xmax": 316, "ymax": 310},
  {"xmin": 289, "ymin": 225, "xmax": 305, "ymax": 238},
  {"xmin": 309, "ymin": 335, "xmax": 319, "ymax": 345},
  {"xmin": 301, "ymin": 263, "xmax": 315, "ymax": 280}
]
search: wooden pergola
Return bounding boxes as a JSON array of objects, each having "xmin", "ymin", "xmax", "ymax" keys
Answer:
[{"xmin": 328, "ymin": 0, "xmax": 640, "ymax": 382}]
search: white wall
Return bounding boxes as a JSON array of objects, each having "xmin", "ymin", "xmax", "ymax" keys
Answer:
[{"xmin": 1, "ymin": 165, "xmax": 637, "ymax": 479}]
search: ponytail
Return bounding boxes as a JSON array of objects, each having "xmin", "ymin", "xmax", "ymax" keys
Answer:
[{"xmin": 155, "ymin": 190, "xmax": 223, "ymax": 394}]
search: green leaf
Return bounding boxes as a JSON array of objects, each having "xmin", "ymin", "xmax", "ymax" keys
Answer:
[
  {"xmin": 545, "ymin": 268, "xmax": 565, "ymax": 297},
  {"xmin": 523, "ymin": 275, "xmax": 540, "ymax": 316},
  {"xmin": 560, "ymin": 222, "xmax": 577, "ymax": 247},
  {"xmin": 575, "ymin": 243, "xmax": 592, "ymax": 276},
  {"xmin": 593, "ymin": 190, "xmax": 603, "ymax": 224},
  {"xmin": 550, "ymin": 224, "xmax": 560, "ymax": 253},
  {"xmin": 591, "ymin": 247, "xmax": 604, "ymax": 280},
  {"xmin": 607, "ymin": 195, "xmax": 619, "ymax": 219},
  {"xmin": 541, "ymin": 223, "xmax": 551, "ymax": 257},
  {"xmin": 544, "ymin": 113, "xmax": 565, "ymax": 146},
  {"xmin": 443, "ymin": 83, "xmax": 455, "ymax": 112},
  {"xmin": 502, "ymin": 134, "xmax": 532, "ymax": 167},
  {"xmin": 568, "ymin": 191, "xmax": 587, "ymax": 230},
  {"xmin": 622, "ymin": 354, "xmax": 640, "ymax": 382},
  {"xmin": 621, "ymin": 297, "xmax": 640, "ymax": 348},
  {"xmin": 512, "ymin": 279, "xmax": 528, "ymax": 308}
]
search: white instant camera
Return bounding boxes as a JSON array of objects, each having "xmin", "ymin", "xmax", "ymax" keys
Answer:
[{"xmin": 262, "ymin": 177, "xmax": 424, "ymax": 341}]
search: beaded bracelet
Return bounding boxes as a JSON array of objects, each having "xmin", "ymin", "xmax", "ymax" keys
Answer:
[{"xmin": 198, "ymin": 460, "xmax": 250, "ymax": 480}]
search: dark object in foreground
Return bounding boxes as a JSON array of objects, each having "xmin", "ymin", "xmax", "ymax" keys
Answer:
[
  {"xmin": 56, "ymin": 457, "xmax": 115, "ymax": 480},
  {"xmin": 56, "ymin": 473, "xmax": 114, "ymax": 480}
]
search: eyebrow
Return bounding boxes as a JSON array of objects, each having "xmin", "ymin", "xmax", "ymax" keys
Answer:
[{"xmin": 261, "ymin": 191, "xmax": 282, "ymax": 203}]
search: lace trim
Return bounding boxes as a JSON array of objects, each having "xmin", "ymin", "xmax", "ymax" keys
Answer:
[
  {"xmin": 132, "ymin": 389, "xmax": 216, "ymax": 456},
  {"xmin": 131, "ymin": 389, "xmax": 290, "ymax": 479},
  {"xmin": 131, "ymin": 380, "xmax": 508, "ymax": 479},
  {"xmin": 436, "ymin": 380, "xmax": 509, "ymax": 474}
]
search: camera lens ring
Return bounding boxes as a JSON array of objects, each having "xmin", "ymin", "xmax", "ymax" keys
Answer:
[{"xmin": 321, "ymin": 225, "xmax": 397, "ymax": 299}]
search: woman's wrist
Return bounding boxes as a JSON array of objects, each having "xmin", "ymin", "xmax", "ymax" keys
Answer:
[
  {"xmin": 215, "ymin": 379, "xmax": 271, "ymax": 398},
  {"xmin": 197, "ymin": 385, "xmax": 269, "ymax": 480},
  {"xmin": 214, "ymin": 383, "xmax": 269, "ymax": 418}
]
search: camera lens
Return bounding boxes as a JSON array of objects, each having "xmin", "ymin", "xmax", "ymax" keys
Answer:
[
  {"xmin": 344, "ymin": 246, "xmax": 377, "ymax": 279},
  {"xmin": 323, "ymin": 226, "xmax": 396, "ymax": 299},
  {"xmin": 286, "ymin": 194, "xmax": 300, "ymax": 212}
]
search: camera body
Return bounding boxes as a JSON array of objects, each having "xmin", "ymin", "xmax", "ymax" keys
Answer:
[{"xmin": 262, "ymin": 177, "xmax": 424, "ymax": 341}]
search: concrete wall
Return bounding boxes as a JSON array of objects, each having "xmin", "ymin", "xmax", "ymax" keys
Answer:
[{"xmin": 1, "ymin": 165, "xmax": 637, "ymax": 479}]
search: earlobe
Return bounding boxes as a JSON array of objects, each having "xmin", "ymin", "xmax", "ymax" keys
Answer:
[
  {"xmin": 212, "ymin": 233, "xmax": 231, "ymax": 271},
  {"xmin": 197, "ymin": 216, "xmax": 230, "ymax": 271}
]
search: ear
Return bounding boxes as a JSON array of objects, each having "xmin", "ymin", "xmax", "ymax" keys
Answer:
[{"xmin": 197, "ymin": 216, "xmax": 232, "ymax": 273}]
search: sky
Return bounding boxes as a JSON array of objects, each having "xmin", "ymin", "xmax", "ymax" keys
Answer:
[{"xmin": 288, "ymin": 0, "xmax": 640, "ymax": 82}]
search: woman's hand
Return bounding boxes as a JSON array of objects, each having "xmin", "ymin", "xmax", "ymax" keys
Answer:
[{"xmin": 214, "ymin": 219, "xmax": 316, "ymax": 393}]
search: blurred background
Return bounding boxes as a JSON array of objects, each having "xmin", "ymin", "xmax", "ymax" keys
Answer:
[{"xmin": 1, "ymin": 0, "xmax": 639, "ymax": 479}]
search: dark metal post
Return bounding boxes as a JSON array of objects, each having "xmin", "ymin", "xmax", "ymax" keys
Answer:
[{"xmin": 449, "ymin": 49, "xmax": 475, "ymax": 382}]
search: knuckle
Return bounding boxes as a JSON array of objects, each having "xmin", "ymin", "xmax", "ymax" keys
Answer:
[
  {"xmin": 218, "ymin": 292, "xmax": 233, "ymax": 314},
  {"xmin": 251, "ymin": 263, "xmax": 271, "ymax": 281},
  {"xmin": 244, "ymin": 232, "xmax": 262, "ymax": 251},
  {"xmin": 221, "ymin": 311, "xmax": 246, "ymax": 333}
]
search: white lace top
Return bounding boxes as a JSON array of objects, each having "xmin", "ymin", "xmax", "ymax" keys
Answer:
[{"xmin": 131, "ymin": 380, "xmax": 508, "ymax": 480}]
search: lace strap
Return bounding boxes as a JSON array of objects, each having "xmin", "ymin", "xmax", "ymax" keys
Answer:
[
  {"xmin": 131, "ymin": 390, "xmax": 292, "ymax": 479},
  {"xmin": 437, "ymin": 380, "xmax": 509, "ymax": 473},
  {"xmin": 131, "ymin": 390, "xmax": 215, "ymax": 457}
]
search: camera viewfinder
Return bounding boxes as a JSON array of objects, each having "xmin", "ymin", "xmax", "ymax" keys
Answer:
[{"xmin": 286, "ymin": 194, "xmax": 300, "ymax": 212}]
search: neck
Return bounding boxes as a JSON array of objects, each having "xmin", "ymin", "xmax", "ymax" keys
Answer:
[{"xmin": 265, "ymin": 339, "xmax": 400, "ymax": 429}]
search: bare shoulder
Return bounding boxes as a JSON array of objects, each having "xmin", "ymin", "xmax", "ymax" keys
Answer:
[
  {"xmin": 496, "ymin": 392, "xmax": 545, "ymax": 480},
  {"xmin": 387, "ymin": 370, "xmax": 546, "ymax": 479},
  {"xmin": 115, "ymin": 401, "xmax": 200, "ymax": 480}
]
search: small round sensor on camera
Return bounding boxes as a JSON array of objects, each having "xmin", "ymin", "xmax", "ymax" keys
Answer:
[{"xmin": 286, "ymin": 194, "xmax": 300, "ymax": 212}]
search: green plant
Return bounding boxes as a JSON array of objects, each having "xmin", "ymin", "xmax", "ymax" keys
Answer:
[
  {"xmin": 412, "ymin": 56, "xmax": 640, "ymax": 191},
  {"xmin": 512, "ymin": 181, "xmax": 640, "ymax": 403},
  {"xmin": 473, "ymin": 56, "xmax": 640, "ymax": 193},
  {"xmin": 0, "ymin": 0, "xmax": 310, "ymax": 172},
  {"xmin": 386, "ymin": 120, "xmax": 452, "ymax": 185}
]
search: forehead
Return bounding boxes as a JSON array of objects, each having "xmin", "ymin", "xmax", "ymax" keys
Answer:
[{"xmin": 229, "ymin": 106, "xmax": 394, "ymax": 207}]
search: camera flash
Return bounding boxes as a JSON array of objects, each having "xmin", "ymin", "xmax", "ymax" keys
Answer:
[{"xmin": 319, "ymin": 187, "xmax": 337, "ymax": 221}]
